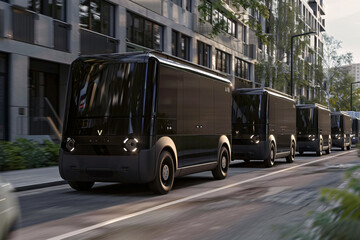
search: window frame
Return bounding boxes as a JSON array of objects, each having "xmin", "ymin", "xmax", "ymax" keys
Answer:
[
  {"xmin": 172, "ymin": 30, "xmax": 191, "ymax": 61},
  {"xmin": 79, "ymin": 0, "xmax": 115, "ymax": 37},
  {"xmin": 216, "ymin": 49, "xmax": 231, "ymax": 74},
  {"xmin": 29, "ymin": 0, "xmax": 67, "ymax": 22},
  {"xmin": 197, "ymin": 40, "xmax": 211, "ymax": 68},
  {"xmin": 127, "ymin": 11, "xmax": 164, "ymax": 51}
]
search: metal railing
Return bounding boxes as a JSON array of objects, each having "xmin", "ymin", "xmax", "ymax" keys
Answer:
[{"xmin": 29, "ymin": 97, "xmax": 63, "ymax": 142}]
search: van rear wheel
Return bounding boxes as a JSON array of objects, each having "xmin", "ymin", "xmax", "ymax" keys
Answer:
[
  {"xmin": 212, "ymin": 146, "xmax": 229, "ymax": 180},
  {"xmin": 149, "ymin": 151, "xmax": 174, "ymax": 195},
  {"xmin": 68, "ymin": 181, "xmax": 94, "ymax": 191},
  {"xmin": 264, "ymin": 142, "xmax": 275, "ymax": 168}
]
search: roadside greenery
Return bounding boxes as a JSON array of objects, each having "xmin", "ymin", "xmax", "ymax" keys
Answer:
[
  {"xmin": 279, "ymin": 166, "xmax": 360, "ymax": 240},
  {"xmin": 0, "ymin": 138, "xmax": 59, "ymax": 171}
]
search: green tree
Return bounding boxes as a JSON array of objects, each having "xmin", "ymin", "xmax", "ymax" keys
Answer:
[
  {"xmin": 329, "ymin": 72, "xmax": 355, "ymax": 111},
  {"xmin": 322, "ymin": 34, "xmax": 353, "ymax": 110},
  {"xmin": 255, "ymin": 0, "xmax": 311, "ymax": 96},
  {"xmin": 198, "ymin": 0, "xmax": 269, "ymax": 41}
]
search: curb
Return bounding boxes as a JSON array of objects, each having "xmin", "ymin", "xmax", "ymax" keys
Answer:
[{"xmin": 15, "ymin": 180, "xmax": 67, "ymax": 192}]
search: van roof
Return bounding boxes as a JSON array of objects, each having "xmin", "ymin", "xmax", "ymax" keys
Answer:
[
  {"xmin": 233, "ymin": 87, "xmax": 294, "ymax": 102},
  {"xmin": 77, "ymin": 51, "xmax": 232, "ymax": 85},
  {"xmin": 296, "ymin": 103, "xmax": 330, "ymax": 112},
  {"xmin": 331, "ymin": 111, "xmax": 351, "ymax": 117}
]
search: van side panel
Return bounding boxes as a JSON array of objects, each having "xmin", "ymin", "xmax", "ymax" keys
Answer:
[{"xmin": 268, "ymin": 94, "xmax": 296, "ymax": 152}]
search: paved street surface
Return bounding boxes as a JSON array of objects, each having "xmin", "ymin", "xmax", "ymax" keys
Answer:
[{"xmin": 9, "ymin": 149, "xmax": 360, "ymax": 240}]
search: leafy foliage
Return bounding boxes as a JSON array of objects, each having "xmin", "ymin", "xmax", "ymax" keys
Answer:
[
  {"xmin": 0, "ymin": 138, "xmax": 59, "ymax": 171},
  {"xmin": 198, "ymin": 0, "xmax": 269, "ymax": 41},
  {"xmin": 255, "ymin": 0, "xmax": 317, "ymax": 97},
  {"xmin": 279, "ymin": 166, "xmax": 360, "ymax": 240},
  {"xmin": 323, "ymin": 34, "xmax": 354, "ymax": 111}
]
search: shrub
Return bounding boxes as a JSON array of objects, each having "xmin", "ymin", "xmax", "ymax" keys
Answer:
[
  {"xmin": 0, "ymin": 138, "xmax": 59, "ymax": 171},
  {"xmin": 279, "ymin": 166, "xmax": 360, "ymax": 240}
]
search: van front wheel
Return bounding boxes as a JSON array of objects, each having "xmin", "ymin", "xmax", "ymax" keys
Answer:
[
  {"xmin": 286, "ymin": 141, "xmax": 295, "ymax": 163},
  {"xmin": 149, "ymin": 151, "xmax": 174, "ymax": 195},
  {"xmin": 264, "ymin": 142, "xmax": 275, "ymax": 168},
  {"xmin": 212, "ymin": 146, "xmax": 229, "ymax": 180}
]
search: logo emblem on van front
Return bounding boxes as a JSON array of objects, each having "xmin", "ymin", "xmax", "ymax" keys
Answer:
[{"xmin": 97, "ymin": 130, "xmax": 103, "ymax": 136}]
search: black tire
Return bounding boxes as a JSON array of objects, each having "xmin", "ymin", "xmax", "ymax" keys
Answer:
[
  {"xmin": 212, "ymin": 146, "xmax": 230, "ymax": 180},
  {"xmin": 264, "ymin": 142, "xmax": 275, "ymax": 168},
  {"xmin": 286, "ymin": 141, "xmax": 295, "ymax": 163},
  {"xmin": 149, "ymin": 151, "xmax": 174, "ymax": 195},
  {"xmin": 68, "ymin": 181, "xmax": 94, "ymax": 191},
  {"xmin": 316, "ymin": 141, "xmax": 323, "ymax": 156},
  {"xmin": 347, "ymin": 140, "xmax": 351, "ymax": 150}
]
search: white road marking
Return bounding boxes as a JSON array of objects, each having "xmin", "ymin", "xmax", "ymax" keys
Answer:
[{"xmin": 48, "ymin": 150, "xmax": 356, "ymax": 240}]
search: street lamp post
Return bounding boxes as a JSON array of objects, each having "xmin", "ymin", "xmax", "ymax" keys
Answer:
[
  {"xmin": 290, "ymin": 32, "xmax": 316, "ymax": 96},
  {"xmin": 350, "ymin": 81, "xmax": 360, "ymax": 111}
]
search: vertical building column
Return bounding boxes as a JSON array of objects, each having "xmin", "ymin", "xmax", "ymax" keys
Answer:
[
  {"xmin": 118, "ymin": 6, "xmax": 127, "ymax": 52},
  {"xmin": 68, "ymin": 0, "xmax": 80, "ymax": 56},
  {"xmin": 8, "ymin": 53, "xmax": 29, "ymax": 140}
]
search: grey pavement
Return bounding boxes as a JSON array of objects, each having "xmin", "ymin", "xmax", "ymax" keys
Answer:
[{"xmin": 0, "ymin": 166, "xmax": 66, "ymax": 191}]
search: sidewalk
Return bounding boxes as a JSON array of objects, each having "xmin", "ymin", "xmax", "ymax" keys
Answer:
[{"xmin": 0, "ymin": 166, "xmax": 66, "ymax": 191}]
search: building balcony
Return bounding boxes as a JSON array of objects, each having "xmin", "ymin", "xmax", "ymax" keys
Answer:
[
  {"xmin": 0, "ymin": 5, "xmax": 70, "ymax": 52},
  {"xmin": 80, "ymin": 28, "xmax": 118, "ymax": 55}
]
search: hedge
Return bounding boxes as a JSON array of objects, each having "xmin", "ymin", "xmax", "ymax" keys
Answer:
[{"xmin": 0, "ymin": 138, "xmax": 59, "ymax": 171}]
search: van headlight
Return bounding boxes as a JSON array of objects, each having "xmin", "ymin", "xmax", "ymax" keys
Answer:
[
  {"xmin": 250, "ymin": 135, "xmax": 260, "ymax": 144},
  {"xmin": 65, "ymin": 137, "xmax": 76, "ymax": 152},
  {"xmin": 308, "ymin": 135, "xmax": 316, "ymax": 141},
  {"xmin": 123, "ymin": 138, "xmax": 139, "ymax": 152}
]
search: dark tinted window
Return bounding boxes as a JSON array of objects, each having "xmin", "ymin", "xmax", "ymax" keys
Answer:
[
  {"xmin": 331, "ymin": 115, "xmax": 342, "ymax": 132},
  {"xmin": 297, "ymin": 108, "xmax": 317, "ymax": 131},
  {"xmin": 232, "ymin": 94, "xmax": 265, "ymax": 124},
  {"xmin": 69, "ymin": 60, "xmax": 145, "ymax": 118},
  {"xmin": 127, "ymin": 12, "xmax": 163, "ymax": 51},
  {"xmin": 29, "ymin": 0, "xmax": 66, "ymax": 21},
  {"xmin": 79, "ymin": 0, "xmax": 115, "ymax": 37}
]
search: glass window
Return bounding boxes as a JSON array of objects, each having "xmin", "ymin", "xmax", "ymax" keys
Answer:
[
  {"xmin": 331, "ymin": 115, "xmax": 342, "ymax": 133},
  {"xmin": 297, "ymin": 108, "xmax": 316, "ymax": 132},
  {"xmin": 235, "ymin": 58, "xmax": 250, "ymax": 80},
  {"xmin": 80, "ymin": 0, "xmax": 115, "ymax": 37},
  {"xmin": 171, "ymin": 0, "xmax": 182, "ymax": 7},
  {"xmin": 198, "ymin": 41, "xmax": 211, "ymax": 68},
  {"xmin": 172, "ymin": 30, "xmax": 191, "ymax": 61},
  {"xmin": 186, "ymin": 0, "xmax": 192, "ymax": 12},
  {"xmin": 70, "ymin": 61, "xmax": 146, "ymax": 118},
  {"xmin": 127, "ymin": 12, "xmax": 163, "ymax": 51},
  {"xmin": 232, "ymin": 94, "xmax": 265, "ymax": 125},
  {"xmin": 216, "ymin": 49, "xmax": 231, "ymax": 74},
  {"xmin": 29, "ymin": 0, "xmax": 66, "ymax": 21}
]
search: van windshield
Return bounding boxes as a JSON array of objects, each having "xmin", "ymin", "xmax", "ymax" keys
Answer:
[
  {"xmin": 297, "ymin": 108, "xmax": 316, "ymax": 133},
  {"xmin": 232, "ymin": 94, "xmax": 265, "ymax": 125},
  {"xmin": 331, "ymin": 115, "xmax": 342, "ymax": 133},
  {"xmin": 69, "ymin": 60, "xmax": 146, "ymax": 119}
]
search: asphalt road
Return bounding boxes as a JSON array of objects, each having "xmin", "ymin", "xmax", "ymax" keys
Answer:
[{"xmin": 10, "ymin": 149, "xmax": 360, "ymax": 240}]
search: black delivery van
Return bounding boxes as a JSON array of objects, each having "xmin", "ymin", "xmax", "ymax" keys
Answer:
[
  {"xmin": 59, "ymin": 51, "xmax": 232, "ymax": 194},
  {"xmin": 331, "ymin": 112, "xmax": 352, "ymax": 150},
  {"xmin": 296, "ymin": 104, "xmax": 331, "ymax": 156},
  {"xmin": 351, "ymin": 117, "xmax": 360, "ymax": 145},
  {"xmin": 232, "ymin": 88, "xmax": 296, "ymax": 167}
]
